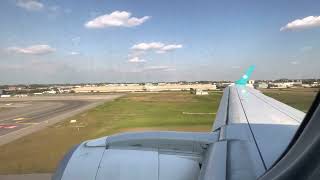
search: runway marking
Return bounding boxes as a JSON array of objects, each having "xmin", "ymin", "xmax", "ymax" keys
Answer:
[
  {"xmin": 13, "ymin": 117, "xmax": 27, "ymax": 121},
  {"xmin": 70, "ymin": 119, "xmax": 77, "ymax": 123},
  {"xmin": 0, "ymin": 125, "xmax": 17, "ymax": 129},
  {"xmin": 15, "ymin": 122, "xmax": 38, "ymax": 125}
]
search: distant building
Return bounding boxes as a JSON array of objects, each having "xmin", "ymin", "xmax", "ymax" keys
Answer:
[
  {"xmin": 14, "ymin": 94, "xmax": 28, "ymax": 98},
  {"xmin": 216, "ymin": 82, "xmax": 233, "ymax": 89},
  {"xmin": 292, "ymin": 80, "xmax": 302, "ymax": 87},
  {"xmin": 254, "ymin": 82, "xmax": 268, "ymax": 89},
  {"xmin": 61, "ymin": 89, "xmax": 71, "ymax": 93},
  {"xmin": 312, "ymin": 82, "xmax": 320, "ymax": 87},
  {"xmin": 196, "ymin": 89, "xmax": 209, "ymax": 95},
  {"xmin": 302, "ymin": 81, "xmax": 320, "ymax": 88},
  {"xmin": 7, "ymin": 86, "xmax": 17, "ymax": 91},
  {"xmin": 16, "ymin": 86, "xmax": 26, "ymax": 90},
  {"xmin": 302, "ymin": 84, "xmax": 312, "ymax": 88},
  {"xmin": 248, "ymin": 80, "xmax": 255, "ymax": 85},
  {"xmin": 1, "ymin": 95, "xmax": 11, "ymax": 98},
  {"xmin": 270, "ymin": 82, "xmax": 291, "ymax": 88},
  {"xmin": 72, "ymin": 83, "xmax": 217, "ymax": 93},
  {"xmin": 44, "ymin": 90, "xmax": 57, "ymax": 94},
  {"xmin": 269, "ymin": 80, "xmax": 303, "ymax": 89},
  {"xmin": 245, "ymin": 80, "xmax": 255, "ymax": 88}
]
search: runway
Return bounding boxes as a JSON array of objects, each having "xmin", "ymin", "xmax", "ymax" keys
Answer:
[{"xmin": 0, "ymin": 94, "xmax": 123, "ymax": 145}]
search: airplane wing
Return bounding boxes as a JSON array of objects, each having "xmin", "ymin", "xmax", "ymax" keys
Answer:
[
  {"xmin": 208, "ymin": 85, "xmax": 304, "ymax": 180},
  {"xmin": 52, "ymin": 68, "xmax": 306, "ymax": 180}
]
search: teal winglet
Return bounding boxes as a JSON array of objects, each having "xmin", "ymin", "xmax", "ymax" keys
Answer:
[{"xmin": 235, "ymin": 65, "xmax": 255, "ymax": 85}]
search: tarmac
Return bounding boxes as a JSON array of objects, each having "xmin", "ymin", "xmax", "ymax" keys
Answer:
[{"xmin": 0, "ymin": 94, "xmax": 123, "ymax": 146}]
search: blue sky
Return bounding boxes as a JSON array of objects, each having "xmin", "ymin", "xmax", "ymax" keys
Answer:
[{"xmin": 0, "ymin": 0, "xmax": 319, "ymax": 84}]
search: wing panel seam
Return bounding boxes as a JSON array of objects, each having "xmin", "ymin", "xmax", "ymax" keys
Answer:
[
  {"xmin": 226, "ymin": 87, "xmax": 231, "ymax": 125},
  {"xmin": 235, "ymin": 87, "xmax": 268, "ymax": 170},
  {"xmin": 94, "ymin": 148, "xmax": 106, "ymax": 180}
]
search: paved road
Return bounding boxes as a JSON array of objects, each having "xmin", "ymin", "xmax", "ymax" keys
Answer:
[{"xmin": 0, "ymin": 94, "xmax": 123, "ymax": 146}]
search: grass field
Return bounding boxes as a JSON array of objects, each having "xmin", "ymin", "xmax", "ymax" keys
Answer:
[
  {"xmin": 0, "ymin": 88, "xmax": 318, "ymax": 174},
  {"xmin": 261, "ymin": 88, "xmax": 318, "ymax": 112},
  {"xmin": 0, "ymin": 92, "xmax": 222, "ymax": 174}
]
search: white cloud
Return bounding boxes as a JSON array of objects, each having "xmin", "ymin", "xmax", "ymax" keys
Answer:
[
  {"xmin": 85, "ymin": 11, "xmax": 150, "ymax": 29},
  {"xmin": 161, "ymin": 44, "xmax": 183, "ymax": 51},
  {"xmin": 128, "ymin": 42, "xmax": 182, "ymax": 62},
  {"xmin": 128, "ymin": 57, "xmax": 146, "ymax": 63},
  {"xmin": 16, "ymin": 0, "xmax": 44, "ymax": 11},
  {"xmin": 280, "ymin": 16, "xmax": 320, "ymax": 31},
  {"xmin": 131, "ymin": 42, "xmax": 183, "ymax": 53},
  {"xmin": 290, "ymin": 61, "xmax": 299, "ymax": 65},
  {"xmin": 7, "ymin": 44, "xmax": 56, "ymax": 55},
  {"xmin": 69, "ymin": 51, "xmax": 79, "ymax": 55},
  {"xmin": 143, "ymin": 66, "xmax": 176, "ymax": 72},
  {"xmin": 131, "ymin": 42, "xmax": 164, "ymax": 51}
]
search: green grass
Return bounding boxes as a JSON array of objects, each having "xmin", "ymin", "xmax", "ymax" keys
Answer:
[
  {"xmin": 0, "ymin": 92, "xmax": 222, "ymax": 174},
  {"xmin": 261, "ymin": 88, "xmax": 318, "ymax": 112}
]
